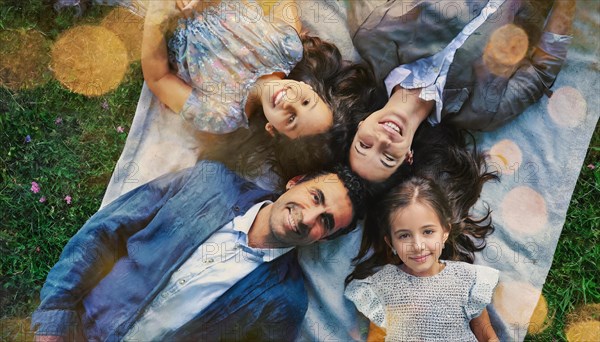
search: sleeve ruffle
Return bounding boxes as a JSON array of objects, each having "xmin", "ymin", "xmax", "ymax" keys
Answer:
[
  {"xmin": 464, "ymin": 265, "xmax": 500, "ymax": 320},
  {"xmin": 345, "ymin": 278, "xmax": 387, "ymax": 328}
]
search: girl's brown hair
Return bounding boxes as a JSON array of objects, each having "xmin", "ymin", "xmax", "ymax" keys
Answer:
[{"xmin": 346, "ymin": 136, "xmax": 497, "ymax": 284}]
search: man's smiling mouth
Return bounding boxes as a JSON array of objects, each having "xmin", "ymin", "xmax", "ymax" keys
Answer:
[{"xmin": 287, "ymin": 208, "xmax": 300, "ymax": 234}]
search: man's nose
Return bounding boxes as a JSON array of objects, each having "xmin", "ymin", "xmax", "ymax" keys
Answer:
[{"xmin": 301, "ymin": 207, "xmax": 322, "ymax": 228}]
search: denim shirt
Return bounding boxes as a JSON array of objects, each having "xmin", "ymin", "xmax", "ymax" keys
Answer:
[{"xmin": 31, "ymin": 161, "xmax": 306, "ymax": 341}]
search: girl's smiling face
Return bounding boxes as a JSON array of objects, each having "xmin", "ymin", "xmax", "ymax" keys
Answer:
[
  {"xmin": 260, "ymin": 80, "xmax": 333, "ymax": 139},
  {"xmin": 385, "ymin": 201, "xmax": 449, "ymax": 277}
]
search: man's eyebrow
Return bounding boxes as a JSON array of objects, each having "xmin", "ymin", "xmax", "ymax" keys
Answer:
[
  {"xmin": 354, "ymin": 145, "xmax": 366, "ymax": 156},
  {"xmin": 315, "ymin": 188, "xmax": 325, "ymax": 206},
  {"xmin": 322, "ymin": 213, "xmax": 335, "ymax": 232}
]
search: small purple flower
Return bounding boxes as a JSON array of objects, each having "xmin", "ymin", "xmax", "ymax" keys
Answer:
[
  {"xmin": 116, "ymin": 126, "xmax": 124, "ymax": 133},
  {"xmin": 55, "ymin": 117, "xmax": 63, "ymax": 125},
  {"xmin": 35, "ymin": 246, "xmax": 41, "ymax": 253},
  {"xmin": 101, "ymin": 100, "xmax": 109, "ymax": 110},
  {"xmin": 39, "ymin": 196, "xmax": 46, "ymax": 203},
  {"xmin": 588, "ymin": 164, "xmax": 596, "ymax": 170},
  {"xmin": 25, "ymin": 135, "xmax": 31, "ymax": 143},
  {"xmin": 31, "ymin": 181, "xmax": 41, "ymax": 194},
  {"xmin": 64, "ymin": 195, "xmax": 72, "ymax": 205}
]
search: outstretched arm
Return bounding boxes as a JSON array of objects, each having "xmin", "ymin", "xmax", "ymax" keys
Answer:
[
  {"xmin": 268, "ymin": 0, "xmax": 302, "ymax": 33},
  {"xmin": 141, "ymin": 1, "xmax": 192, "ymax": 113},
  {"xmin": 470, "ymin": 308, "xmax": 499, "ymax": 342},
  {"xmin": 31, "ymin": 168, "xmax": 193, "ymax": 339},
  {"xmin": 177, "ymin": 0, "xmax": 301, "ymax": 32},
  {"xmin": 456, "ymin": 0, "xmax": 576, "ymax": 131},
  {"xmin": 142, "ymin": 0, "xmax": 300, "ymax": 117}
]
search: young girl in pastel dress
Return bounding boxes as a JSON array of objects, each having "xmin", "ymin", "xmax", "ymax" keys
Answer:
[
  {"xmin": 345, "ymin": 177, "xmax": 500, "ymax": 341},
  {"xmin": 137, "ymin": 0, "xmax": 380, "ymax": 185},
  {"xmin": 144, "ymin": 0, "xmax": 335, "ymax": 136}
]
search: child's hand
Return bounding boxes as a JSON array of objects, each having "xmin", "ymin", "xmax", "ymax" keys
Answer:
[
  {"xmin": 176, "ymin": 0, "xmax": 200, "ymax": 18},
  {"xmin": 470, "ymin": 308, "xmax": 498, "ymax": 342}
]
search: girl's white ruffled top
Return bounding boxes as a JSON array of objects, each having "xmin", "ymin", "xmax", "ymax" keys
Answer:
[{"xmin": 345, "ymin": 260, "xmax": 499, "ymax": 341}]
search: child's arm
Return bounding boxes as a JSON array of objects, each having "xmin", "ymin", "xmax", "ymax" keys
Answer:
[
  {"xmin": 266, "ymin": 0, "xmax": 302, "ymax": 33},
  {"xmin": 470, "ymin": 308, "xmax": 499, "ymax": 342},
  {"xmin": 141, "ymin": 1, "xmax": 192, "ymax": 114}
]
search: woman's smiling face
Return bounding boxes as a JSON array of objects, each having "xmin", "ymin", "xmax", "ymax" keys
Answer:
[{"xmin": 349, "ymin": 106, "xmax": 414, "ymax": 182}]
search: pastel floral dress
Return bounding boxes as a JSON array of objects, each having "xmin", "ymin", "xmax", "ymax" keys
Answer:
[{"xmin": 168, "ymin": 1, "xmax": 303, "ymax": 133}]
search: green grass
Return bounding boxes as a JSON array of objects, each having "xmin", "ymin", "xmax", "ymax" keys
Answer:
[
  {"xmin": 525, "ymin": 132, "xmax": 600, "ymax": 340},
  {"xmin": 0, "ymin": 73, "xmax": 142, "ymax": 316},
  {"xmin": 0, "ymin": 3, "xmax": 142, "ymax": 328},
  {"xmin": 0, "ymin": 1, "xmax": 599, "ymax": 340}
]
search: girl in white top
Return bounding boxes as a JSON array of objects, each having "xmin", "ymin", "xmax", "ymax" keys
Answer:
[{"xmin": 345, "ymin": 177, "xmax": 500, "ymax": 341}]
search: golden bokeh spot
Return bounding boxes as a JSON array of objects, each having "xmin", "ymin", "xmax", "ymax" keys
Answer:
[
  {"xmin": 488, "ymin": 139, "xmax": 522, "ymax": 176},
  {"xmin": 565, "ymin": 321, "xmax": 600, "ymax": 341},
  {"xmin": 51, "ymin": 25, "xmax": 128, "ymax": 96},
  {"xmin": 101, "ymin": 7, "xmax": 144, "ymax": 62},
  {"xmin": 483, "ymin": 24, "xmax": 529, "ymax": 77},
  {"xmin": 548, "ymin": 86, "xmax": 588, "ymax": 128},
  {"xmin": 0, "ymin": 29, "xmax": 52, "ymax": 90},
  {"xmin": 565, "ymin": 303, "xmax": 600, "ymax": 341},
  {"xmin": 0, "ymin": 318, "xmax": 34, "ymax": 341},
  {"xmin": 527, "ymin": 294, "xmax": 551, "ymax": 334}
]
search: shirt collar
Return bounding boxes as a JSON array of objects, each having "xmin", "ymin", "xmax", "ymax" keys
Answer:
[{"xmin": 232, "ymin": 200, "xmax": 293, "ymax": 261}]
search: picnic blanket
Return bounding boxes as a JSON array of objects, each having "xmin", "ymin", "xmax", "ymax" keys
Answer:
[{"xmin": 100, "ymin": 1, "xmax": 599, "ymax": 340}]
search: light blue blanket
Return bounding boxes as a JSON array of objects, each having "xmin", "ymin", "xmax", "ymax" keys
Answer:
[{"xmin": 101, "ymin": 1, "xmax": 599, "ymax": 340}]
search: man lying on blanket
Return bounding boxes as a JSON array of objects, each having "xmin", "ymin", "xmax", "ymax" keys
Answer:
[{"xmin": 31, "ymin": 161, "xmax": 364, "ymax": 341}]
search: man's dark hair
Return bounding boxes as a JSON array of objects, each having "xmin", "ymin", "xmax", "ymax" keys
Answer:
[{"xmin": 297, "ymin": 164, "xmax": 366, "ymax": 240}]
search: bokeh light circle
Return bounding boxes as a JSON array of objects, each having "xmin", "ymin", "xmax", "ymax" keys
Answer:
[
  {"xmin": 51, "ymin": 25, "xmax": 128, "ymax": 96},
  {"xmin": 483, "ymin": 24, "xmax": 529, "ymax": 77},
  {"xmin": 565, "ymin": 304, "xmax": 600, "ymax": 342},
  {"xmin": 548, "ymin": 86, "xmax": 587, "ymax": 128},
  {"xmin": 488, "ymin": 139, "xmax": 523, "ymax": 176},
  {"xmin": 501, "ymin": 186, "xmax": 548, "ymax": 234},
  {"xmin": 492, "ymin": 281, "xmax": 542, "ymax": 330},
  {"xmin": 101, "ymin": 7, "xmax": 144, "ymax": 62},
  {"xmin": 527, "ymin": 294, "xmax": 551, "ymax": 334},
  {"xmin": 0, "ymin": 30, "xmax": 52, "ymax": 90},
  {"xmin": 565, "ymin": 321, "xmax": 600, "ymax": 341}
]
